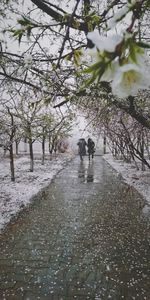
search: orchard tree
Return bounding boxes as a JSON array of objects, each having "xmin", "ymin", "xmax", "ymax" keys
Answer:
[
  {"xmin": 47, "ymin": 110, "xmax": 74, "ymax": 155},
  {"xmin": 13, "ymin": 91, "xmax": 45, "ymax": 172},
  {"xmin": 75, "ymin": 87, "xmax": 150, "ymax": 169},
  {"xmin": 35, "ymin": 112, "xmax": 55, "ymax": 165},
  {"xmin": 0, "ymin": 105, "xmax": 19, "ymax": 181},
  {"xmin": 1, "ymin": 1, "xmax": 149, "ymax": 95},
  {"xmin": 0, "ymin": 0, "xmax": 150, "ymax": 147}
]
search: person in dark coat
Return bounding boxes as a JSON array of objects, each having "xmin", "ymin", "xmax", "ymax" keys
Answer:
[
  {"xmin": 87, "ymin": 138, "xmax": 95, "ymax": 160},
  {"xmin": 77, "ymin": 138, "xmax": 87, "ymax": 161}
]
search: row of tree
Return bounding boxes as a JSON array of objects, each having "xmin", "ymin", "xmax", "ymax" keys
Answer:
[
  {"xmin": 0, "ymin": 87, "xmax": 74, "ymax": 181},
  {"xmin": 0, "ymin": 0, "xmax": 150, "ymax": 178},
  {"xmin": 74, "ymin": 85, "xmax": 150, "ymax": 170}
]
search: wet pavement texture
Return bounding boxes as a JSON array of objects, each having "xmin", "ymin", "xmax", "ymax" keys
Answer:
[{"xmin": 0, "ymin": 156, "xmax": 150, "ymax": 300}]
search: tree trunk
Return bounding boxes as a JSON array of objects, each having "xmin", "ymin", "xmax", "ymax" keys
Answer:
[
  {"xmin": 48, "ymin": 134, "xmax": 51, "ymax": 155},
  {"xmin": 29, "ymin": 140, "xmax": 34, "ymax": 172},
  {"xmin": 9, "ymin": 144, "xmax": 15, "ymax": 182},
  {"xmin": 103, "ymin": 135, "xmax": 106, "ymax": 154},
  {"xmin": 16, "ymin": 141, "xmax": 19, "ymax": 155},
  {"xmin": 42, "ymin": 136, "xmax": 45, "ymax": 165},
  {"xmin": 24, "ymin": 138, "xmax": 27, "ymax": 152},
  {"xmin": 141, "ymin": 131, "xmax": 145, "ymax": 171},
  {"xmin": 6, "ymin": 107, "xmax": 16, "ymax": 181}
]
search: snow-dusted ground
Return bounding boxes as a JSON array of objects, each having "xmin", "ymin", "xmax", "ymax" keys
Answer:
[
  {"xmin": 0, "ymin": 114, "xmax": 98, "ymax": 233},
  {"xmin": 0, "ymin": 148, "xmax": 150, "ymax": 233},
  {"xmin": 103, "ymin": 153, "xmax": 150, "ymax": 215},
  {"xmin": 0, "ymin": 152, "xmax": 74, "ymax": 233}
]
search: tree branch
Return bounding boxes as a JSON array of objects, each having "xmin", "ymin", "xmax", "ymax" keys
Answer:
[
  {"xmin": 0, "ymin": 71, "xmax": 42, "ymax": 91},
  {"xmin": 30, "ymin": 0, "xmax": 88, "ymax": 32},
  {"xmin": 113, "ymin": 98, "xmax": 150, "ymax": 129}
]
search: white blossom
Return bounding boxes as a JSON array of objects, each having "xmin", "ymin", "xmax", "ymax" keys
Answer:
[
  {"xmin": 87, "ymin": 31, "xmax": 123, "ymax": 53},
  {"xmin": 111, "ymin": 63, "xmax": 150, "ymax": 98},
  {"xmin": 108, "ymin": 6, "xmax": 129, "ymax": 28},
  {"xmin": 107, "ymin": 0, "xmax": 136, "ymax": 29}
]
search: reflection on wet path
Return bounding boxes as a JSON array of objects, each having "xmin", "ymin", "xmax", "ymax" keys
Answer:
[
  {"xmin": 0, "ymin": 156, "xmax": 149, "ymax": 299},
  {"xmin": 78, "ymin": 161, "xmax": 95, "ymax": 183}
]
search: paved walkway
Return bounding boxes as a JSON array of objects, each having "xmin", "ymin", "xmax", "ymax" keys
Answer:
[{"xmin": 0, "ymin": 156, "xmax": 149, "ymax": 300}]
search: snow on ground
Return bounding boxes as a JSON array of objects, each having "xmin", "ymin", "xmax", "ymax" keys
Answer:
[
  {"xmin": 0, "ymin": 114, "xmax": 98, "ymax": 233},
  {"xmin": 0, "ymin": 145, "xmax": 150, "ymax": 233},
  {"xmin": 0, "ymin": 152, "xmax": 74, "ymax": 233},
  {"xmin": 103, "ymin": 153, "xmax": 150, "ymax": 215}
]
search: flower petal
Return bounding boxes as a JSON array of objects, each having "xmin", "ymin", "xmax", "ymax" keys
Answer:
[
  {"xmin": 87, "ymin": 31, "xmax": 123, "ymax": 53},
  {"xmin": 111, "ymin": 63, "xmax": 150, "ymax": 98}
]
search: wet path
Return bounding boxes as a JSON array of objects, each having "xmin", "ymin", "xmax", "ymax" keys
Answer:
[{"xmin": 0, "ymin": 156, "xmax": 150, "ymax": 300}]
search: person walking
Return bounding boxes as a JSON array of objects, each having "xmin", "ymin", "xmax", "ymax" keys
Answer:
[
  {"xmin": 87, "ymin": 137, "xmax": 95, "ymax": 160},
  {"xmin": 77, "ymin": 138, "xmax": 87, "ymax": 161}
]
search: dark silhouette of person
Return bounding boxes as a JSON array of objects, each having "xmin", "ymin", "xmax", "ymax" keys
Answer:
[
  {"xmin": 77, "ymin": 138, "xmax": 87, "ymax": 161},
  {"xmin": 87, "ymin": 138, "xmax": 95, "ymax": 161}
]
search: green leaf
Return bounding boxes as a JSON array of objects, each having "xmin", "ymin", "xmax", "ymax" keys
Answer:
[
  {"xmin": 11, "ymin": 29, "xmax": 24, "ymax": 44},
  {"xmin": 17, "ymin": 16, "xmax": 33, "ymax": 26},
  {"xmin": 136, "ymin": 42, "xmax": 150, "ymax": 49},
  {"xmin": 83, "ymin": 61, "xmax": 104, "ymax": 74},
  {"xmin": 129, "ymin": 44, "xmax": 137, "ymax": 63},
  {"xmin": 73, "ymin": 49, "xmax": 82, "ymax": 66},
  {"xmin": 83, "ymin": 59, "xmax": 106, "ymax": 88}
]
